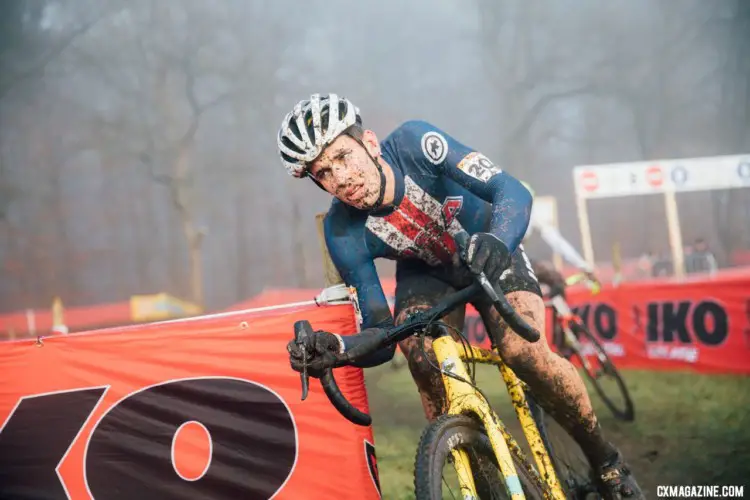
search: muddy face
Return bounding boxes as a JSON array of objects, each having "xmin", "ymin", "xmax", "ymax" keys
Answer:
[{"xmin": 308, "ymin": 133, "xmax": 383, "ymax": 210}]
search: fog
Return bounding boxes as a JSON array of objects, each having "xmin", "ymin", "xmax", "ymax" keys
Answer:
[{"xmin": 1, "ymin": 0, "xmax": 748, "ymax": 311}]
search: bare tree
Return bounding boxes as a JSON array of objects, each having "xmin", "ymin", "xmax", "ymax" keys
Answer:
[
  {"xmin": 0, "ymin": 0, "xmax": 122, "ymax": 100},
  {"xmin": 55, "ymin": 1, "xmax": 280, "ymax": 306},
  {"xmin": 3, "ymin": 0, "xmax": 748, "ymax": 313}
]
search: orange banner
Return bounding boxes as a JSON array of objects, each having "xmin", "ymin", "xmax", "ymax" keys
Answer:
[
  {"xmin": 463, "ymin": 268, "xmax": 750, "ymax": 374},
  {"xmin": 227, "ymin": 269, "xmax": 750, "ymax": 376},
  {"xmin": 0, "ymin": 304, "xmax": 380, "ymax": 500}
]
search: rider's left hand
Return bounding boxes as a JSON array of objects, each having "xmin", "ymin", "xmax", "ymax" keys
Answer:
[
  {"xmin": 465, "ymin": 232, "xmax": 512, "ymax": 283},
  {"xmin": 287, "ymin": 330, "xmax": 346, "ymax": 378}
]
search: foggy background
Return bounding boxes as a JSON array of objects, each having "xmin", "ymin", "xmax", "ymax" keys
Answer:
[{"xmin": 1, "ymin": 0, "xmax": 749, "ymax": 312}]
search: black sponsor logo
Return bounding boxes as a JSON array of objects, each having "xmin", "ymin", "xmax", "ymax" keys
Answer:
[
  {"xmin": 646, "ymin": 300, "xmax": 728, "ymax": 346},
  {"xmin": 572, "ymin": 303, "xmax": 618, "ymax": 340},
  {"xmin": 0, "ymin": 377, "xmax": 297, "ymax": 499}
]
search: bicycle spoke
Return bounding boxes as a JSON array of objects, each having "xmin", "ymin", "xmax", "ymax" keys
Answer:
[
  {"xmin": 442, "ymin": 474, "xmax": 459, "ymax": 500},
  {"xmin": 577, "ymin": 338, "xmax": 634, "ymax": 420}
]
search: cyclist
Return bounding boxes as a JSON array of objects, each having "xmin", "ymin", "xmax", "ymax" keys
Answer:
[
  {"xmin": 517, "ymin": 181, "xmax": 602, "ymax": 357},
  {"xmin": 518, "ymin": 180, "xmax": 599, "ymax": 299},
  {"xmin": 280, "ymin": 93, "xmax": 642, "ymax": 499}
]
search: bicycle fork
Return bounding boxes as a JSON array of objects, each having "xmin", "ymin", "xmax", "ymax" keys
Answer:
[
  {"xmin": 498, "ymin": 362, "xmax": 566, "ymax": 500},
  {"xmin": 433, "ymin": 335, "xmax": 523, "ymax": 499},
  {"xmin": 432, "ymin": 335, "xmax": 565, "ymax": 500}
]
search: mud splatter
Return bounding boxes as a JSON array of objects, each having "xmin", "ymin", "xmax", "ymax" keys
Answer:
[
  {"xmin": 479, "ymin": 291, "xmax": 617, "ymax": 466},
  {"xmin": 394, "ymin": 281, "xmax": 467, "ymax": 421}
]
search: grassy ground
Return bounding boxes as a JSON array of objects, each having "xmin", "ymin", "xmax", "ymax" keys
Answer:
[{"xmin": 364, "ymin": 359, "xmax": 750, "ymax": 499}]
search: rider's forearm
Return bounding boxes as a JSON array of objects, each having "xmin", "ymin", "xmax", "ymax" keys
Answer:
[
  {"xmin": 488, "ymin": 175, "xmax": 533, "ymax": 253},
  {"xmin": 340, "ymin": 329, "xmax": 396, "ymax": 368}
]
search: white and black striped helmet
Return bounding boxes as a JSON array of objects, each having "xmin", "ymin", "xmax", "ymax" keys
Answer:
[{"xmin": 277, "ymin": 93, "xmax": 361, "ymax": 177}]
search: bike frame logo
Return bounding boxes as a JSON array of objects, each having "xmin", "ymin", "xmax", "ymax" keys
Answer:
[{"xmin": 0, "ymin": 377, "xmax": 298, "ymax": 499}]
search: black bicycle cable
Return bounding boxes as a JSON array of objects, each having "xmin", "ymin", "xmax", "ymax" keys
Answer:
[{"xmin": 414, "ymin": 318, "xmax": 495, "ymax": 412}]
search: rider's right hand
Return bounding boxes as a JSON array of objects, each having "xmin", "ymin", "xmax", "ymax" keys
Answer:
[
  {"xmin": 287, "ymin": 330, "xmax": 346, "ymax": 378},
  {"xmin": 464, "ymin": 232, "xmax": 512, "ymax": 283}
]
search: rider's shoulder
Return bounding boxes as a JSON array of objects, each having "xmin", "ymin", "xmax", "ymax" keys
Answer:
[
  {"xmin": 383, "ymin": 120, "xmax": 459, "ymax": 172},
  {"xmin": 384, "ymin": 120, "xmax": 445, "ymax": 144}
]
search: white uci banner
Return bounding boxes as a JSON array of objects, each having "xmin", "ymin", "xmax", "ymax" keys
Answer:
[{"xmin": 573, "ymin": 154, "xmax": 750, "ymax": 199}]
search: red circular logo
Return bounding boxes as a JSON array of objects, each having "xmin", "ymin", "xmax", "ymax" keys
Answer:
[
  {"xmin": 646, "ymin": 165, "xmax": 663, "ymax": 187},
  {"xmin": 581, "ymin": 171, "xmax": 599, "ymax": 192}
]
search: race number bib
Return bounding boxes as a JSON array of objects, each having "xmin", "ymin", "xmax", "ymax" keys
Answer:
[{"xmin": 457, "ymin": 152, "xmax": 502, "ymax": 182}]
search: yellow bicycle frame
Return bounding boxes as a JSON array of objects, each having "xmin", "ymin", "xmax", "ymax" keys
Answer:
[{"xmin": 431, "ymin": 334, "xmax": 567, "ymax": 500}]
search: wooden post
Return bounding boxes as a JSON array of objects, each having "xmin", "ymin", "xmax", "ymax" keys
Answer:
[
  {"xmin": 612, "ymin": 241, "xmax": 622, "ymax": 285},
  {"xmin": 575, "ymin": 194, "xmax": 595, "ymax": 269},
  {"xmin": 315, "ymin": 213, "xmax": 343, "ymax": 287},
  {"xmin": 26, "ymin": 309, "xmax": 36, "ymax": 338},
  {"xmin": 548, "ymin": 197, "xmax": 563, "ymax": 272},
  {"xmin": 51, "ymin": 296, "xmax": 68, "ymax": 335},
  {"xmin": 664, "ymin": 190, "xmax": 685, "ymax": 279}
]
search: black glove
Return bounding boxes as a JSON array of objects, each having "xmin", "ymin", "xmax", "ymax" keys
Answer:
[
  {"xmin": 287, "ymin": 330, "xmax": 346, "ymax": 378},
  {"xmin": 465, "ymin": 232, "xmax": 512, "ymax": 283}
]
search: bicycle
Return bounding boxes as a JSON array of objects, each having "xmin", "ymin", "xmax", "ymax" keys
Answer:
[
  {"xmin": 294, "ymin": 231, "xmax": 602, "ymax": 499},
  {"xmin": 546, "ymin": 274, "xmax": 635, "ymax": 422}
]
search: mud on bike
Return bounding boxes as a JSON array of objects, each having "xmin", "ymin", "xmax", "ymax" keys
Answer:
[
  {"xmin": 546, "ymin": 274, "xmax": 634, "ymax": 422},
  {"xmin": 294, "ymin": 232, "xmax": 605, "ymax": 499}
]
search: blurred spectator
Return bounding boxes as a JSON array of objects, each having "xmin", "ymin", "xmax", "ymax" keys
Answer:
[
  {"xmin": 685, "ymin": 238, "xmax": 718, "ymax": 275},
  {"xmin": 651, "ymin": 252, "xmax": 673, "ymax": 277},
  {"xmin": 685, "ymin": 238, "xmax": 719, "ymax": 274},
  {"xmin": 683, "ymin": 244, "xmax": 693, "ymax": 258},
  {"xmin": 636, "ymin": 251, "xmax": 654, "ymax": 278}
]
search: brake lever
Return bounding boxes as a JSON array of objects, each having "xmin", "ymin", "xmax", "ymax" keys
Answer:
[
  {"xmin": 300, "ymin": 351, "xmax": 309, "ymax": 400},
  {"xmin": 476, "ymin": 272, "xmax": 501, "ymax": 303},
  {"xmin": 293, "ymin": 320, "xmax": 315, "ymax": 401}
]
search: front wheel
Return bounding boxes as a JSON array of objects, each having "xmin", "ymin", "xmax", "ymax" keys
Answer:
[
  {"xmin": 570, "ymin": 321, "xmax": 635, "ymax": 422},
  {"xmin": 414, "ymin": 414, "xmax": 545, "ymax": 500}
]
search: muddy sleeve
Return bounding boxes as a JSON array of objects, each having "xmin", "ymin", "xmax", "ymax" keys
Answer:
[{"xmin": 324, "ymin": 210, "xmax": 396, "ymax": 367}]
